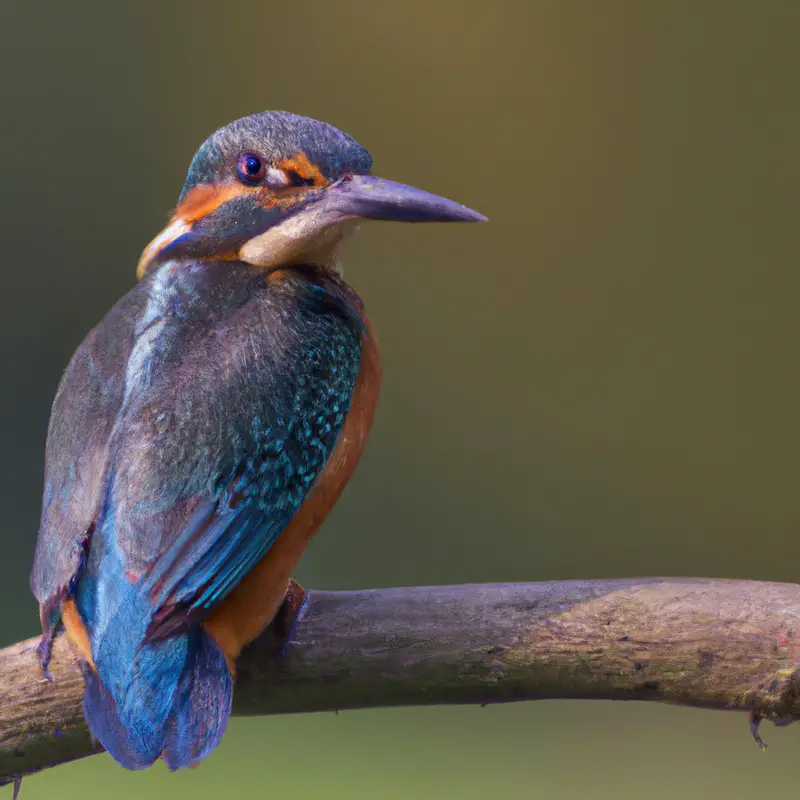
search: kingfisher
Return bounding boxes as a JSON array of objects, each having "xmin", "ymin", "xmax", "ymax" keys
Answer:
[{"xmin": 29, "ymin": 111, "xmax": 484, "ymax": 770}]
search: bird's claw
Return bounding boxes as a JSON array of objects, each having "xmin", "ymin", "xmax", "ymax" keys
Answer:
[
  {"xmin": 749, "ymin": 710, "xmax": 796, "ymax": 750},
  {"xmin": 749, "ymin": 711, "xmax": 768, "ymax": 750},
  {"xmin": 37, "ymin": 634, "xmax": 55, "ymax": 682}
]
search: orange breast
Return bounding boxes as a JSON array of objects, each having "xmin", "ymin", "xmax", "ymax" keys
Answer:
[{"xmin": 203, "ymin": 315, "xmax": 382, "ymax": 672}]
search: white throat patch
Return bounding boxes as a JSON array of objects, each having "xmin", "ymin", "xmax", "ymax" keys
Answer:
[{"xmin": 238, "ymin": 207, "xmax": 360, "ymax": 276}]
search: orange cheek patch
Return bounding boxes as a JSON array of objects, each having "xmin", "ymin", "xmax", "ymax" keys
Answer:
[
  {"xmin": 275, "ymin": 153, "xmax": 328, "ymax": 187},
  {"xmin": 173, "ymin": 183, "xmax": 255, "ymax": 223},
  {"xmin": 168, "ymin": 157, "xmax": 325, "ymax": 226},
  {"xmin": 138, "ymin": 160, "xmax": 326, "ymax": 279}
]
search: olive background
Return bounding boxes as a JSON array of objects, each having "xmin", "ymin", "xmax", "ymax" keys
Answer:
[{"xmin": 0, "ymin": 2, "xmax": 798, "ymax": 798}]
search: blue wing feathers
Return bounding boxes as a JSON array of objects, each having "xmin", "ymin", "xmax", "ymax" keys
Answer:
[
  {"xmin": 79, "ymin": 519, "xmax": 231, "ymax": 770},
  {"xmin": 43, "ymin": 262, "xmax": 364, "ymax": 768},
  {"xmin": 139, "ymin": 296, "xmax": 361, "ymax": 634},
  {"xmin": 31, "ymin": 285, "xmax": 148, "ymax": 620}
]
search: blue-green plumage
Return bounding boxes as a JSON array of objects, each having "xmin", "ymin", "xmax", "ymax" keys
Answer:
[
  {"xmin": 33, "ymin": 260, "xmax": 363, "ymax": 768},
  {"xmin": 29, "ymin": 109, "xmax": 484, "ymax": 772}
]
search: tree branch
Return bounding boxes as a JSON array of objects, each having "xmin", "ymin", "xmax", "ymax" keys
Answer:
[{"xmin": 2, "ymin": 577, "xmax": 799, "ymax": 786}]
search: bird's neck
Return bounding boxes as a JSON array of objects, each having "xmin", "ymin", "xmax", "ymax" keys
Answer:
[{"xmin": 238, "ymin": 216, "xmax": 362, "ymax": 277}]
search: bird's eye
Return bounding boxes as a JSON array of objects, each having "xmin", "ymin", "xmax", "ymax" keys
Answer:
[{"xmin": 236, "ymin": 153, "xmax": 265, "ymax": 184}]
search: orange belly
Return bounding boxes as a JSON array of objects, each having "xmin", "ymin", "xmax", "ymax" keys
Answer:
[{"xmin": 202, "ymin": 317, "xmax": 382, "ymax": 671}]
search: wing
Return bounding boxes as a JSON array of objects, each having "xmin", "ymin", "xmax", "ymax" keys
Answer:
[
  {"xmin": 30, "ymin": 282, "xmax": 149, "ymax": 622},
  {"xmin": 71, "ymin": 262, "xmax": 364, "ymax": 642}
]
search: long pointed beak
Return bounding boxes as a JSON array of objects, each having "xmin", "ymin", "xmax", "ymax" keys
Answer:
[
  {"xmin": 326, "ymin": 175, "xmax": 487, "ymax": 223},
  {"xmin": 139, "ymin": 173, "xmax": 486, "ymax": 278}
]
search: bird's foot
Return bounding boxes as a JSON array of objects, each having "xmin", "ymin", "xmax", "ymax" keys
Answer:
[
  {"xmin": 748, "ymin": 711, "xmax": 768, "ymax": 750},
  {"xmin": 276, "ymin": 579, "xmax": 308, "ymax": 658},
  {"xmin": 37, "ymin": 631, "xmax": 56, "ymax": 681},
  {"xmin": 748, "ymin": 710, "xmax": 796, "ymax": 750}
]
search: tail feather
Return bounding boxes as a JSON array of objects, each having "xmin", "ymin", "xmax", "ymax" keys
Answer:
[
  {"xmin": 83, "ymin": 626, "xmax": 232, "ymax": 770},
  {"xmin": 83, "ymin": 667, "xmax": 157, "ymax": 769},
  {"xmin": 163, "ymin": 630, "xmax": 233, "ymax": 770},
  {"xmin": 118, "ymin": 635, "xmax": 188, "ymax": 762},
  {"xmin": 76, "ymin": 524, "xmax": 233, "ymax": 770}
]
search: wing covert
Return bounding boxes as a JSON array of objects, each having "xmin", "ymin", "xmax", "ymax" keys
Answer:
[
  {"xmin": 30, "ymin": 282, "xmax": 149, "ymax": 614},
  {"xmin": 72, "ymin": 262, "xmax": 364, "ymax": 641}
]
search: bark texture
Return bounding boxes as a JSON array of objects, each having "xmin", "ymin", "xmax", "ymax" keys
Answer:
[{"xmin": 2, "ymin": 578, "xmax": 800, "ymax": 786}]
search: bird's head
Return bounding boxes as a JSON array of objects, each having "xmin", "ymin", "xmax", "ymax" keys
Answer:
[{"xmin": 137, "ymin": 111, "xmax": 485, "ymax": 279}]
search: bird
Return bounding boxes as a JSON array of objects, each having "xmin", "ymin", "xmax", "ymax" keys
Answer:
[{"xmin": 29, "ymin": 110, "xmax": 485, "ymax": 771}]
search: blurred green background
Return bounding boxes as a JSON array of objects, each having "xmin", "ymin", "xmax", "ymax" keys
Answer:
[{"xmin": 1, "ymin": 1, "xmax": 798, "ymax": 797}]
